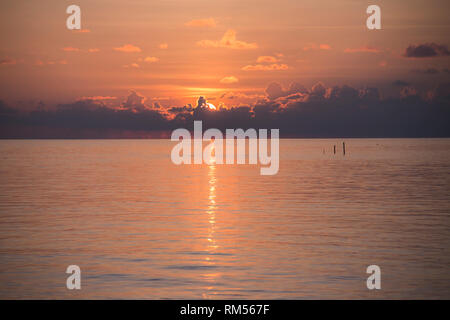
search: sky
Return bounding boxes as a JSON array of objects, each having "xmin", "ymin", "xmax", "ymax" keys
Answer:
[{"xmin": 0, "ymin": 0, "xmax": 449, "ymax": 137}]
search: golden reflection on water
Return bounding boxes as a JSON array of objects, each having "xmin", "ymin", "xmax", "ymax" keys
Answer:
[
  {"xmin": 207, "ymin": 142, "xmax": 218, "ymax": 251},
  {"xmin": 207, "ymin": 164, "xmax": 217, "ymax": 250},
  {"xmin": 202, "ymin": 157, "xmax": 221, "ymax": 298}
]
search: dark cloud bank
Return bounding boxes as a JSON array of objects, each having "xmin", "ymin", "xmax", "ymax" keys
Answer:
[
  {"xmin": 1, "ymin": 82, "xmax": 450, "ymax": 138},
  {"xmin": 404, "ymin": 43, "xmax": 450, "ymax": 58}
]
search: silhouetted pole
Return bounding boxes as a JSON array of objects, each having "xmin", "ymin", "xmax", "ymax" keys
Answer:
[
  {"xmin": 333, "ymin": 145, "xmax": 336, "ymax": 154},
  {"xmin": 343, "ymin": 142, "xmax": 346, "ymax": 156}
]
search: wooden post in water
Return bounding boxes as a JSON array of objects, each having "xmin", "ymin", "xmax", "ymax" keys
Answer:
[
  {"xmin": 343, "ymin": 142, "xmax": 346, "ymax": 156},
  {"xmin": 333, "ymin": 145, "xmax": 336, "ymax": 154}
]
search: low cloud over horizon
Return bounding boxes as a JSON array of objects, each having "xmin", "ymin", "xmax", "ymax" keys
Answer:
[{"xmin": 1, "ymin": 81, "xmax": 449, "ymax": 139}]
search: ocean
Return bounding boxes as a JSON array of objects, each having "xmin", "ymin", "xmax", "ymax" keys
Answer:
[{"xmin": 0, "ymin": 138, "xmax": 449, "ymax": 299}]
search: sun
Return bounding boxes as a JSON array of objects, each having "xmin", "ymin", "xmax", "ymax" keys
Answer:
[{"xmin": 206, "ymin": 103, "xmax": 216, "ymax": 110}]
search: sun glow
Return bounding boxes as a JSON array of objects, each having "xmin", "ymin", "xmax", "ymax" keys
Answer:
[{"xmin": 206, "ymin": 103, "xmax": 216, "ymax": 110}]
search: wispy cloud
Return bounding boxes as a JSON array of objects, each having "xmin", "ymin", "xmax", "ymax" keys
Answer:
[
  {"xmin": 35, "ymin": 59, "xmax": 67, "ymax": 66},
  {"xmin": 256, "ymin": 56, "xmax": 279, "ymax": 63},
  {"xmin": 123, "ymin": 63, "xmax": 140, "ymax": 68},
  {"xmin": 243, "ymin": 54, "xmax": 288, "ymax": 71},
  {"xmin": 114, "ymin": 44, "xmax": 142, "ymax": 53},
  {"xmin": 47, "ymin": 60, "xmax": 67, "ymax": 65},
  {"xmin": 144, "ymin": 56, "xmax": 159, "ymax": 63},
  {"xmin": 242, "ymin": 64, "xmax": 288, "ymax": 71},
  {"xmin": 220, "ymin": 76, "xmax": 239, "ymax": 84},
  {"xmin": 197, "ymin": 29, "xmax": 257, "ymax": 50}
]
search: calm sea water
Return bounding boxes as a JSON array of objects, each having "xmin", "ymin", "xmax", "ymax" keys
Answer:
[{"xmin": 0, "ymin": 139, "xmax": 449, "ymax": 299}]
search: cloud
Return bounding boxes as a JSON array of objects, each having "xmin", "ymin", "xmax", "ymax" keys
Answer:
[
  {"xmin": 185, "ymin": 18, "xmax": 216, "ymax": 28},
  {"xmin": 220, "ymin": 92, "xmax": 264, "ymax": 100},
  {"xmin": 256, "ymin": 56, "xmax": 279, "ymax": 63},
  {"xmin": 63, "ymin": 47, "xmax": 100, "ymax": 53},
  {"xmin": 404, "ymin": 43, "xmax": 450, "ymax": 58},
  {"xmin": 344, "ymin": 46, "xmax": 381, "ymax": 53},
  {"xmin": 0, "ymin": 58, "xmax": 16, "ymax": 65},
  {"xmin": 197, "ymin": 29, "xmax": 257, "ymax": 50},
  {"xmin": 242, "ymin": 64, "xmax": 288, "ymax": 71},
  {"xmin": 144, "ymin": 56, "xmax": 159, "ymax": 63},
  {"xmin": 310, "ymin": 82, "xmax": 326, "ymax": 97},
  {"xmin": 62, "ymin": 47, "xmax": 80, "ymax": 52},
  {"xmin": 303, "ymin": 43, "xmax": 331, "ymax": 51},
  {"xmin": 288, "ymin": 82, "xmax": 308, "ymax": 95},
  {"xmin": 114, "ymin": 44, "xmax": 142, "ymax": 53},
  {"xmin": 266, "ymin": 82, "xmax": 285, "ymax": 100},
  {"xmin": 159, "ymin": 43, "xmax": 168, "ymax": 49},
  {"xmin": 120, "ymin": 90, "xmax": 149, "ymax": 111},
  {"xmin": 0, "ymin": 99, "xmax": 169, "ymax": 138},
  {"xmin": 35, "ymin": 59, "xmax": 67, "ymax": 66},
  {"xmin": 243, "ymin": 55, "xmax": 288, "ymax": 71},
  {"xmin": 2, "ymin": 82, "xmax": 450, "ymax": 138},
  {"xmin": 265, "ymin": 82, "xmax": 307, "ymax": 100},
  {"xmin": 220, "ymin": 76, "xmax": 239, "ymax": 84},
  {"xmin": 123, "ymin": 63, "xmax": 140, "ymax": 68},
  {"xmin": 325, "ymin": 85, "xmax": 359, "ymax": 101},
  {"xmin": 47, "ymin": 60, "xmax": 67, "ymax": 65},
  {"xmin": 319, "ymin": 44, "xmax": 331, "ymax": 50}
]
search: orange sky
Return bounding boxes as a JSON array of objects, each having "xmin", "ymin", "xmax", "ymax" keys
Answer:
[{"xmin": 0, "ymin": 0, "xmax": 449, "ymax": 108}]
